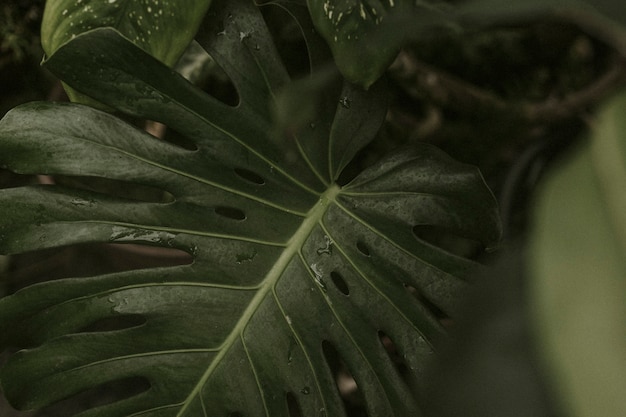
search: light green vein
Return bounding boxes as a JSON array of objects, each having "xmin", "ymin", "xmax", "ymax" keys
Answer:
[
  {"xmin": 83, "ymin": 138, "xmax": 310, "ymax": 217},
  {"xmin": 318, "ymin": 221, "xmax": 433, "ymax": 348},
  {"xmin": 174, "ymin": 184, "xmax": 341, "ymax": 417}
]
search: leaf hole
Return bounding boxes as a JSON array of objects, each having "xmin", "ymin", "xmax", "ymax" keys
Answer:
[
  {"xmin": 198, "ymin": 56, "xmax": 240, "ymax": 107},
  {"xmin": 7, "ymin": 244, "xmax": 193, "ymax": 293},
  {"xmin": 161, "ymin": 127, "xmax": 200, "ymax": 151},
  {"xmin": 40, "ymin": 376, "xmax": 150, "ymax": 416},
  {"xmin": 356, "ymin": 241, "xmax": 370, "ymax": 257},
  {"xmin": 378, "ymin": 331, "xmax": 410, "ymax": 382},
  {"xmin": 412, "ymin": 225, "xmax": 485, "ymax": 259},
  {"xmin": 55, "ymin": 175, "xmax": 175, "ymax": 203},
  {"xmin": 215, "ymin": 206, "xmax": 246, "ymax": 221},
  {"xmin": 234, "ymin": 167, "xmax": 265, "ymax": 185},
  {"xmin": 322, "ymin": 341, "xmax": 367, "ymax": 415},
  {"xmin": 260, "ymin": 6, "xmax": 311, "ymax": 78},
  {"xmin": 286, "ymin": 392, "xmax": 303, "ymax": 417},
  {"xmin": 79, "ymin": 314, "xmax": 146, "ymax": 333},
  {"xmin": 404, "ymin": 284, "xmax": 449, "ymax": 322},
  {"xmin": 330, "ymin": 271, "xmax": 350, "ymax": 296}
]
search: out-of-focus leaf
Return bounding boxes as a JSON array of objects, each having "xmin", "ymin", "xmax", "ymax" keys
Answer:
[
  {"xmin": 460, "ymin": 0, "xmax": 626, "ymax": 54},
  {"xmin": 530, "ymin": 89, "xmax": 626, "ymax": 417},
  {"xmin": 306, "ymin": 0, "xmax": 454, "ymax": 88}
]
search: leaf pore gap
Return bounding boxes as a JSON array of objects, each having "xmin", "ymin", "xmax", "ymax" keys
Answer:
[
  {"xmin": 40, "ymin": 376, "xmax": 150, "ymax": 416},
  {"xmin": 234, "ymin": 167, "xmax": 265, "ymax": 185},
  {"xmin": 286, "ymin": 391, "xmax": 303, "ymax": 417},
  {"xmin": 412, "ymin": 225, "xmax": 485, "ymax": 259},
  {"xmin": 330, "ymin": 270, "xmax": 350, "ymax": 295},
  {"xmin": 378, "ymin": 330, "xmax": 411, "ymax": 384},
  {"xmin": 404, "ymin": 283, "xmax": 449, "ymax": 322},
  {"xmin": 322, "ymin": 340, "xmax": 367, "ymax": 415},
  {"xmin": 215, "ymin": 206, "xmax": 246, "ymax": 220},
  {"xmin": 356, "ymin": 241, "xmax": 370, "ymax": 257}
]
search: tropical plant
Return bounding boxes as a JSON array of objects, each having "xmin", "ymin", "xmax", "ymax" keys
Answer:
[
  {"xmin": 4, "ymin": 0, "xmax": 626, "ymax": 416},
  {"xmin": 0, "ymin": 0, "xmax": 502, "ymax": 416}
]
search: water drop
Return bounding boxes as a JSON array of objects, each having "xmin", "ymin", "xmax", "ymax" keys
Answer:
[
  {"xmin": 316, "ymin": 235, "xmax": 333, "ymax": 255},
  {"xmin": 239, "ymin": 31, "xmax": 251, "ymax": 43},
  {"xmin": 70, "ymin": 197, "xmax": 95, "ymax": 207},
  {"xmin": 339, "ymin": 96, "xmax": 351, "ymax": 108},
  {"xmin": 310, "ymin": 264, "xmax": 327, "ymax": 292},
  {"xmin": 300, "ymin": 386, "xmax": 310, "ymax": 395},
  {"xmin": 236, "ymin": 249, "xmax": 257, "ymax": 264}
]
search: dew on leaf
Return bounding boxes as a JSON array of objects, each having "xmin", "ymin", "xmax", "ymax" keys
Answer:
[
  {"xmin": 70, "ymin": 197, "xmax": 95, "ymax": 207},
  {"xmin": 339, "ymin": 96, "xmax": 351, "ymax": 108},
  {"xmin": 239, "ymin": 31, "xmax": 251, "ymax": 42},
  {"xmin": 236, "ymin": 249, "xmax": 257, "ymax": 264},
  {"xmin": 310, "ymin": 263, "xmax": 327, "ymax": 292},
  {"xmin": 316, "ymin": 235, "xmax": 333, "ymax": 255},
  {"xmin": 300, "ymin": 386, "xmax": 310, "ymax": 395}
]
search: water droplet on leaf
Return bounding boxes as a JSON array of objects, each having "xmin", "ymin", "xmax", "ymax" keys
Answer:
[
  {"xmin": 316, "ymin": 235, "xmax": 333, "ymax": 255},
  {"xmin": 339, "ymin": 96, "xmax": 351, "ymax": 108}
]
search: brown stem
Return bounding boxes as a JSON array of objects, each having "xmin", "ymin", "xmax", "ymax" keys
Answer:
[{"xmin": 390, "ymin": 50, "xmax": 626, "ymax": 124}]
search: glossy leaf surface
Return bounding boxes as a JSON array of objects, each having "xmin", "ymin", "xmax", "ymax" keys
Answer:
[
  {"xmin": 0, "ymin": 1, "xmax": 501, "ymax": 416},
  {"xmin": 41, "ymin": 0, "xmax": 212, "ymax": 105}
]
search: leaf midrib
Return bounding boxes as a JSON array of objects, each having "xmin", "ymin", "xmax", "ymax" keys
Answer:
[{"xmin": 174, "ymin": 183, "xmax": 340, "ymax": 416}]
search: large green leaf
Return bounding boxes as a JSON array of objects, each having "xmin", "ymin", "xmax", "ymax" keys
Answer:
[
  {"xmin": 530, "ymin": 89, "xmax": 626, "ymax": 417},
  {"xmin": 0, "ymin": 1, "xmax": 501, "ymax": 416},
  {"xmin": 42, "ymin": 0, "xmax": 212, "ymax": 65},
  {"xmin": 41, "ymin": 0, "xmax": 212, "ymax": 105}
]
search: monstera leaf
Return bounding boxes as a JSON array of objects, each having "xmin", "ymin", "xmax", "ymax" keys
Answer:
[{"xmin": 0, "ymin": 1, "xmax": 500, "ymax": 416}]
